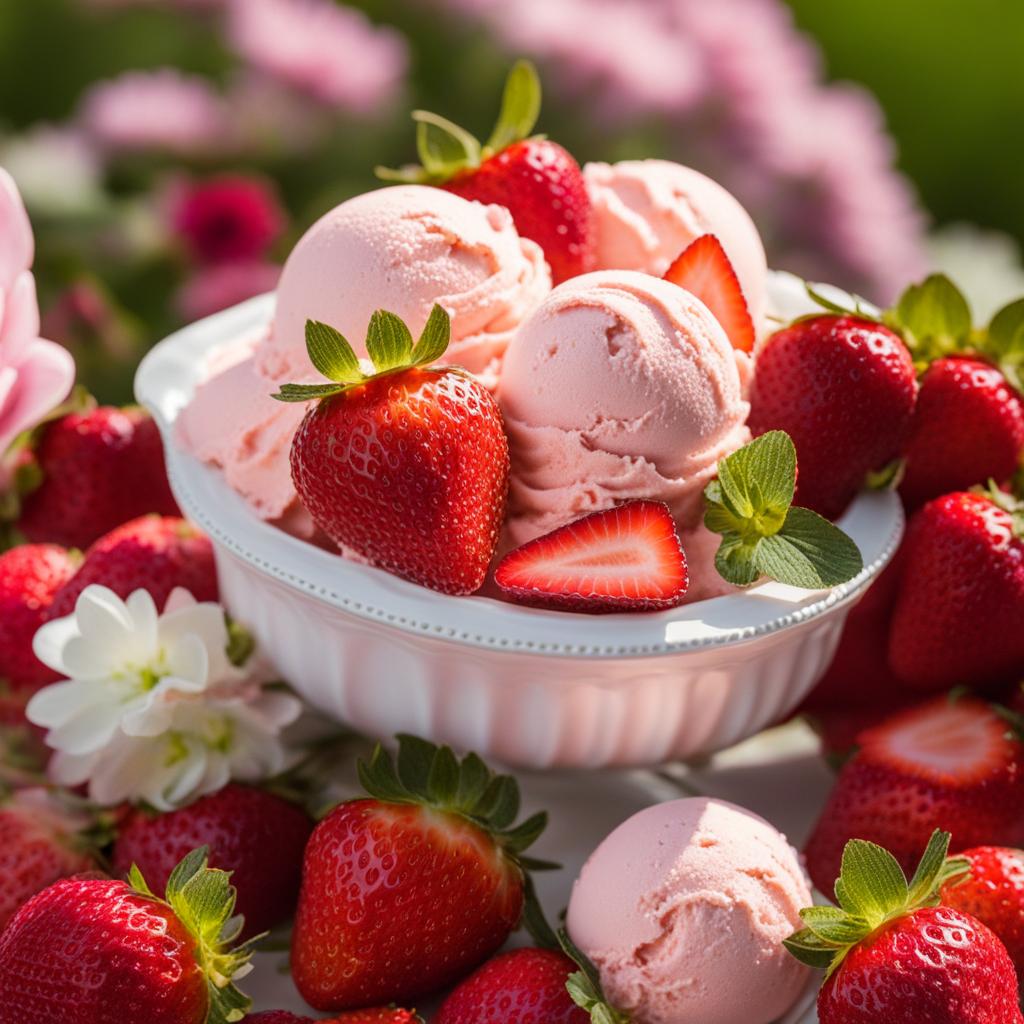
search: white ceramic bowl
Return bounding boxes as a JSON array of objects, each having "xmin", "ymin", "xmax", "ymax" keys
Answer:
[{"xmin": 136, "ymin": 275, "xmax": 903, "ymax": 769}]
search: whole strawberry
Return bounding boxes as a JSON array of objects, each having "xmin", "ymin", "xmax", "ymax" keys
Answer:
[
  {"xmin": 275, "ymin": 306, "xmax": 509, "ymax": 595},
  {"xmin": 0, "ymin": 846, "xmax": 255, "ymax": 1023},
  {"xmin": 941, "ymin": 846, "xmax": 1024, "ymax": 973},
  {"xmin": 291, "ymin": 735, "xmax": 552, "ymax": 1010},
  {"xmin": 804, "ymin": 697, "xmax": 1024, "ymax": 893},
  {"xmin": 0, "ymin": 788, "xmax": 98, "ymax": 931},
  {"xmin": 787, "ymin": 830, "xmax": 1023, "ymax": 1024},
  {"xmin": 749, "ymin": 314, "xmax": 917, "ymax": 519},
  {"xmin": 437, "ymin": 948, "xmax": 588, "ymax": 1024},
  {"xmin": 16, "ymin": 404, "xmax": 179, "ymax": 549},
  {"xmin": 900, "ymin": 357, "xmax": 1024, "ymax": 510},
  {"xmin": 112, "ymin": 784, "xmax": 313, "ymax": 939},
  {"xmin": 379, "ymin": 60, "xmax": 594, "ymax": 283},
  {"xmin": 0, "ymin": 544, "xmax": 78, "ymax": 691},
  {"xmin": 46, "ymin": 514, "xmax": 218, "ymax": 619},
  {"xmin": 888, "ymin": 489, "xmax": 1024, "ymax": 690}
]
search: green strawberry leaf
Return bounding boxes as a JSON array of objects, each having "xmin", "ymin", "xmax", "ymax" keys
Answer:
[
  {"xmin": 426, "ymin": 744, "xmax": 460, "ymax": 805},
  {"xmin": 411, "ymin": 303, "xmax": 452, "ymax": 367},
  {"xmin": 985, "ymin": 297, "xmax": 1024, "ymax": 392},
  {"xmin": 755, "ymin": 507, "xmax": 864, "ymax": 589},
  {"xmin": 887, "ymin": 273, "xmax": 972, "ymax": 360},
  {"xmin": 798, "ymin": 906, "xmax": 869, "ymax": 946},
  {"xmin": 838, "ymin": 838, "xmax": 909, "ymax": 928},
  {"xmin": 486, "ymin": 59, "xmax": 542, "ymax": 153},
  {"xmin": 413, "ymin": 110, "xmax": 481, "ymax": 178},
  {"xmin": 305, "ymin": 320, "xmax": 363, "ymax": 384},
  {"xmin": 560, "ymin": 929, "xmax": 631, "ymax": 1024},
  {"xmin": 270, "ymin": 382, "xmax": 345, "ymax": 403},
  {"xmin": 704, "ymin": 431, "xmax": 862, "ymax": 589},
  {"xmin": 365, "ymin": 309, "xmax": 414, "ymax": 373},
  {"xmin": 783, "ymin": 928, "xmax": 840, "ymax": 971}
]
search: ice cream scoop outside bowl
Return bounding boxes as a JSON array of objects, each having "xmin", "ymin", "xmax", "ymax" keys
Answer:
[{"xmin": 136, "ymin": 274, "xmax": 903, "ymax": 769}]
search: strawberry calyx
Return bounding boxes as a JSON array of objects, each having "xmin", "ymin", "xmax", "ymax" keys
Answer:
[
  {"xmin": 128, "ymin": 845, "xmax": 258, "ymax": 1024},
  {"xmin": 974, "ymin": 480, "xmax": 1024, "ymax": 537},
  {"xmin": 357, "ymin": 734, "xmax": 560, "ymax": 946},
  {"xmin": 376, "ymin": 60, "xmax": 542, "ymax": 186},
  {"xmin": 270, "ymin": 305, "xmax": 453, "ymax": 404},
  {"xmin": 800, "ymin": 274, "xmax": 1024, "ymax": 392},
  {"xmin": 785, "ymin": 830, "xmax": 971, "ymax": 980},
  {"xmin": 559, "ymin": 928, "xmax": 631, "ymax": 1024},
  {"xmin": 704, "ymin": 430, "xmax": 863, "ymax": 588}
]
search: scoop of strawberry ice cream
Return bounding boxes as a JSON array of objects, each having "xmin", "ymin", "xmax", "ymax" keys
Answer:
[
  {"xmin": 584, "ymin": 160, "xmax": 767, "ymax": 328},
  {"xmin": 499, "ymin": 271, "xmax": 749, "ymax": 566},
  {"xmin": 263, "ymin": 184, "xmax": 551, "ymax": 388},
  {"xmin": 567, "ymin": 797, "xmax": 812, "ymax": 1024}
]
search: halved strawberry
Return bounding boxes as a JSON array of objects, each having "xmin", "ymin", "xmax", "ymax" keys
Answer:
[
  {"xmin": 495, "ymin": 501, "xmax": 688, "ymax": 613},
  {"xmin": 663, "ymin": 234, "xmax": 755, "ymax": 352}
]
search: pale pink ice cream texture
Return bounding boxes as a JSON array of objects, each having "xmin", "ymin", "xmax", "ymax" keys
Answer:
[
  {"xmin": 567, "ymin": 797, "xmax": 812, "ymax": 1024},
  {"xmin": 177, "ymin": 185, "xmax": 550, "ymax": 529},
  {"xmin": 585, "ymin": 159, "xmax": 768, "ymax": 329},
  {"xmin": 499, "ymin": 270, "xmax": 749, "ymax": 600}
]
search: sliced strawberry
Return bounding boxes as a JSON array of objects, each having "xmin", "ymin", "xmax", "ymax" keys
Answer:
[
  {"xmin": 495, "ymin": 501, "xmax": 688, "ymax": 613},
  {"xmin": 857, "ymin": 698, "xmax": 1016, "ymax": 787},
  {"xmin": 663, "ymin": 234, "xmax": 755, "ymax": 352}
]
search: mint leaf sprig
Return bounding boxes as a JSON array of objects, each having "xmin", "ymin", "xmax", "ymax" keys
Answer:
[
  {"xmin": 704, "ymin": 431, "xmax": 864, "ymax": 589},
  {"xmin": 802, "ymin": 273, "xmax": 1024, "ymax": 393},
  {"xmin": 784, "ymin": 830, "xmax": 970, "ymax": 980},
  {"xmin": 270, "ymin": 304, "xmax": 451, "ymax": 404}
]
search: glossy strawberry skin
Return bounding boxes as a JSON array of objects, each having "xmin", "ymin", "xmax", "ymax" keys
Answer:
[
  {"xmin": 112, "ymin": 784, "xmax": 312, "ymax": 939},
  {"xmin": 17, "ymin": 407, "xmax": 179, "ymax": 550},
  {"xmin": 901, "ymin": 357, "xmax": 1024, "ymax": 510},
  {"xmin": 292, "ymin": 800, "xmax": 523, "ymax": 1010},
  {"xmin": 0, "ymin": 876, "xmax": 209, "ymax": 1024},
  {"xmin": 248, "ymin": 1011, "xmax": 418, "ymax": 1024},
  {"xmin": 0, "ymin": 544, "xmax": 78, "ymax": 690},
  {"xmin": 818, "ymin": 906, "xmax": 1023, "ymax": 1024},
  {"xmin": 0, "ymin": 790, "xmax": 96, "ymax": 931},
  {"xmin": 446, "ymin": 139, "xmax": 595, "ymax": 284},
  {"xmin": 749, "ymin": 315, "xmax": 917, "ymax": 519},
  {"xmin": 47, "ymin": 515, "xmax": 218, "ymax": 620},
  {"xmin": 436, "ymin": 948, "xmax": 588, "ymax": 1024},
  {"xmin": 291, "ymin": 369, "xmax": 509, "ymax": 596},
  {"xmin": 804, "ymin": 700, "xmax": 1024, "ymax": 893},
  {"xmin": 887, "ymin": 492, "xmax": 1024, "ymax": 691},
  {"xmin": 941, "ymin": 846, "xmax": 1024, "ymax": 973}
]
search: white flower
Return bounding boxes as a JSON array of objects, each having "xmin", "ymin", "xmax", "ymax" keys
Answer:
[{"xmin": 27, "ymin": 584, "xmax": 302, "ymax": 809}]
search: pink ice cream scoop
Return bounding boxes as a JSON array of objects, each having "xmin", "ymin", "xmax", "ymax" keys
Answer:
[
  {"xmin": 263, "ymin": 184, "xmax": 551, "ymax": 387},
  {"xmin": 584, "ymin": 160, "xmax": 767, "ymax": 329},
  {"xmin": 567, "ymin": 797, "xmax": 813, "ymax": 1024},
  {"xmin": 178, "ymin": 184, "xmax": 550, "ymax": 530},
  {"xmin": 499, "ymin": 270, "xmax": 749, "ymax": 565}
]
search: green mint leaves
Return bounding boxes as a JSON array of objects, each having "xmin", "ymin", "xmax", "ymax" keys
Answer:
[
  {"xmin": 784, "ymin": 830, "xmax": 971, "ymax": 979},
  {"xmin": 704, "ymin": 431, "xmax": 864, "ymax": 589},
  {"xmin": 376, "ymin": 59, "xmax": 542, "ymax": 185},
  {"xmin": 270, "ymin": 304, "xmax": 451, "ymax": 403}
]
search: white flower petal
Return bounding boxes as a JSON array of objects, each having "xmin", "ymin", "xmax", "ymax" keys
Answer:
[
  {"xmin": 124, "ymin": 589, "xmax": 160, "ymax": 650},
  {"xmin": 47, "ymin": 702, "xmax": 124, "ymax": 756},
  {"xmin": 26, "ymin": 679, "xmax": 109, "ymax": 729},
  {"xmin": 163, "ymin": 587, "xmax": 197, "ymax": 614},
  {"xmin": 164, "ymin": 633, "xmax": 211, "ymax": 688},
  {"xmin": 48, "ymin": 749, "xmax": 97, "ymax": 788},
  {"xmin": 31, "ymin": 615, "xmax": 79, "ymax": 675}
]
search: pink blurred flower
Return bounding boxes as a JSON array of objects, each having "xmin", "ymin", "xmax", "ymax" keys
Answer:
[
  {"xmin": 176, "ymin": 260, "xmax": 281, "ymax": 321},
  {"xmin": 0, "ymin": 169, "xmax": 76, "ymax": 472},
  {"xmin": 167, "ymin": 174, "xmax": 286, "ymax": 265},
  {"xmin": 225, "ymin": 0, "xmax": 408, "ymax": 114},
  {"xmin": 78, "ymin": 69, "xmax": 231, "ymax": 155}
]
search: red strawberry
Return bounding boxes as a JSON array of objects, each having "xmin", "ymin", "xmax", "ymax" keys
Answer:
[
  {"xmin": 437, "ymin": 948, "xmax": 588, "ymax": 1024},
  {"xmin": 0, "ymin": 788, "xmax": 98, "ymax": 932},
  {"xmin": 887, "ymin": 490, "xmax": 1024, "ymax": 691},
  {"xmin": 0, "ymin": 544, "xmax": 78, "ymax": 691},
  {"xmin": 16, "ymin": 405, "xmax": 179, "ymax": 549},
  {"xmin": 494, "ymin": 500, "xmax": 688, "ymax": 613},
  {"xmin": 662, "ymin": 234, "xmax": 755, "ymax": 352},
  {"xmin": 803, "ymin": 697, "xmax": 1024, "ymax": 894},
  {"xmin": 900, "ymin": 357, "xmax": 1024, "ymax": 510},
  {"xmin": 249, "ymin": 1012, "xmax": 419, "ymax": 1024},
  {"xmin": 749, "ymin": 315, "xmax": 918, "ymax": 519},
  {"xmin": 0, "ymin": 847, "xmax": 254, "ymax": 1023},
  {"xmin": 277, "ymin": 306, "xmax": 509, "ymax": 596},
  {"xmin": 291, "ymin": 736, "xmax": 552, "ymax": 1010},
  {"xmin": 112, "ymin": 784, "xmax": 313, "ymax": 939},
  {"xmin": 941, "ymin": 846, "xmax": 1024, "ymax": 973},
  {"xmin": 380, "ymin": 60, "xmax": 594, "ymax": 283},
  {"xmin": 47, "ymin": 515, "xmax": 218, "ymax": 619},
  {"xmin": 788, "ymin": 830, "xmax": 1023, "ymax": 1024}
]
